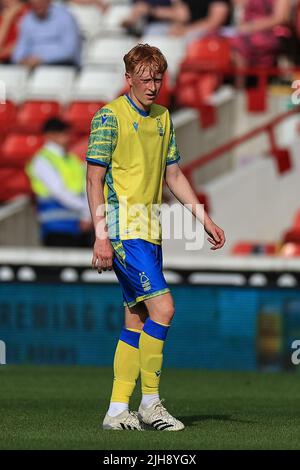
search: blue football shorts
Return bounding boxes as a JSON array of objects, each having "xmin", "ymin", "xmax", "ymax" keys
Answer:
[{"xmin": 111, "ymin": 238, "xmax": 170, "ymax": 308}]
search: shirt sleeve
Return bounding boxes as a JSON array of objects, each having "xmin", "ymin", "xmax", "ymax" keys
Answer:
[
  {"xmin": 166, "ymin": 118, "xmax": 180, "ymax": 166},
  {"xmin": 86, "ymin": 107, "xmax": 118, "ymax": 167}
]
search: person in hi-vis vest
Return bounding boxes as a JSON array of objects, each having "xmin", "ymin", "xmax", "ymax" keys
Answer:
[{"xmin": 26, "ymin": 118, "xmax": 92, "ymax": 247}]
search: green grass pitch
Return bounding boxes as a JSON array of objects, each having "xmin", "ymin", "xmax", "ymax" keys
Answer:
[{"xmin": 1, "ymin": 366, "xmax": 300, "ymax": 450}]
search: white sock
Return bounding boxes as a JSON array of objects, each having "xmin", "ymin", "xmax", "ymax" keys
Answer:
[
  {"xmin": 107, "ymin": 402, "xmax": 128, "ymax": 417},
  {"xmin": 141, "ymin": 394, "xmax": 160, "ymax": 408}
]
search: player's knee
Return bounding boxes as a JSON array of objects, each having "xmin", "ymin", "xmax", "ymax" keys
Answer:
[{"xmin": 159, "ymin": 303, "xmax": 175, "ymax": 324}]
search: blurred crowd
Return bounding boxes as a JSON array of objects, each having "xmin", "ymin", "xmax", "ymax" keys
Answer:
[
  {"xmin": 1, "ymin": 0, "xmax": 299, "ymax": 248},
  {"xmin": 0, "ymin": 0, "xmax": 298, "ymax": 69}
]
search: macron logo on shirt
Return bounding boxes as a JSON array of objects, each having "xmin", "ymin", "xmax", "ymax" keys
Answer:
[
  {"xmin": 101, "ymin": 115, "xmax": 108, "ymax": 124},
  {"xmin": 133, "ymin": 122, "xmax": 139, "ymax": 132}
]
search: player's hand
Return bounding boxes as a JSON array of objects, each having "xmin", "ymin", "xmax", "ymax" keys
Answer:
[
  {"xmin": 204, "ymin": 219, "xmax": 226, "ymax": 251},
  {"xmin": 92, "ymin": 238, "xmax": 114, "ymax": 273}
]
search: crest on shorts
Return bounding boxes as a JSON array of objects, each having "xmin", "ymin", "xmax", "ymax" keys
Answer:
[{"xmin": 139, "ymin": 272, "xmax": 151, "ymax": 292}]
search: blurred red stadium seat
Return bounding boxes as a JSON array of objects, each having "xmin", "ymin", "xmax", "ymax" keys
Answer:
[
  {"xmin": 184, "ymin": 37, "xmax": 231, "ymax": 71},
  {"xmin": 0, "ymin": 101, "xmax": 17, "ymax": 136},
  {"xmin": 175, "ymin": 70, "xmax": 219, "ymax": 114},
  {"xmin": 175, "ymin": 72, "xmax": 199, "ymax": 108},
  {"xmin": 68, "ymin": 135, "xmax": 89, "ymax": 161},
  {"xmin": 63, "ymin": 102, "xmax": 104, "ymax": 135},
  {"xmin": 1, "ymin": 134, "xmax": 45, "ymax": 166},
  {"xmin": 176, "ymin": 37, "xmax": 230, "ymax": 117},
  {"xmin": 16, "ymin": 101, "xmax": 61, "ymax": 134},
  {"xmin": 0, "ymin": 168, "xmax": 31, "ymax": 201}
]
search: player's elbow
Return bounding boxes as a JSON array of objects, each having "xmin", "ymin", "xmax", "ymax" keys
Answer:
[
  {"xmin": 165, "ymin": 167, "xmax": 181, "ymax": 190},
  {"xmin": 86, "ymin": 163, "xmax": 106, "ymax": 186}
]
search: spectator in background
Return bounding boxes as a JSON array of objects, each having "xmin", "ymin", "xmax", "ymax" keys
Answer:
[
  {"xmin": 26, "ymin": 118, "xmax": 92, "ymax": 247},
  {"xmin": 69, "ymin": 0, "xmax": 109, "ymax": 13},
  {"xmin": 121, "ymin": 0, "xmax": 189, "ymax": 36},
  {"xmin": 0, "ymin": 0, "xmax": 28, "ymax": 63},
  {"xmin": 12, "ymin": 0, "xmax": 81, "ymax": 68},
  {"xmin": 230, "ymin": 0, "xmax": 291, "ymax": 68},
  {"xmin": 169, "ymin": 0, "xmax": 231, "ymax": 39}
]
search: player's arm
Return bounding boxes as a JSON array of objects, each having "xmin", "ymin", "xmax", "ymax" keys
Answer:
[
  {"xmin": 86, "ymin": 108, "xmax": 117, "ymax": 272},
  {"xmin": 86, "ymin": 163, "xmax": 114, "ymax": 272},
  {"xmin": 165, "ymin": 162, "xmax": 226, "ymax": 250}
]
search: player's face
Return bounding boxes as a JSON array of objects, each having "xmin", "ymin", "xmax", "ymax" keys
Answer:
[{"xmin": 126, "ymin": 66, "xmax": 163, "ymax": 111}]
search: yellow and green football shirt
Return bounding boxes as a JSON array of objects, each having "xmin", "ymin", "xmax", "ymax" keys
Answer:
[{"xmin": 86, "ymin": 94, "xmax": 180, "ymax": 245}]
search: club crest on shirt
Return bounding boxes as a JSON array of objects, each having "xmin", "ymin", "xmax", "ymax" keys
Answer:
[{"xmin": 156, "ymin": 117, "xmax": 164, "ymax": 136}]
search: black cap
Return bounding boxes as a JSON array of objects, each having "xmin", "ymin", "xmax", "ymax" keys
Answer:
[{"xmin": 43, "ymin": 118, "xmax": 70, "ymax": 133}]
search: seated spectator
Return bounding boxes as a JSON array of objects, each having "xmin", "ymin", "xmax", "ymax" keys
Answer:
[
  {"xmin": 12, "ymin": 0, "xmax": 81, "ymax": 68},
  {"xmin": 230, "ymin": 0, "xmax": 291, "ymax": 68},
  {"xmin": 121, "ymin": 0, "xmax": 189, "ymax": 36},
  {"xmin": 0, "ymin": 0, "xmax": 28, "ymax": 63},
  {"xmin": 169, "ymin": 0, "xmax": 231, "ymax": 39},
  {"xmin": 26, "ymin": 118, "xmax": 92, "ymax": 247},
  {"xmin": 69, "ymin": 0, "xmax": 109, "ymax": 13}
]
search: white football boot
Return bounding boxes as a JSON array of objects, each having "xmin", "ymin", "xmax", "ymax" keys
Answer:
[
  {"xmin": 138, "ymin": 399, "xmax": 185, "ymax": 431},
  {"xmin": 103, "ymin": 410, "xmax": 144, "ymax": 431}
]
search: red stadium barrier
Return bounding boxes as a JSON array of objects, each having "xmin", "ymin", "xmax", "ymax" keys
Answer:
[
  {"xmin": 232, "ymin": 242, "xmax": 277, "ymax": 256},
  {"xmin": 182, "ymin": 107, "xmax": 300, "ymax": 210},
  {"xmin": 180, "ymin": 63, "xmax": 300, "ymax": 115}
]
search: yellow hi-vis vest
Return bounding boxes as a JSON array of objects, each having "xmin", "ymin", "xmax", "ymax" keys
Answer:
[
  {"xmin": 26, "ymin": 148, "xmax": 85, "ymax": 198},
  {"xmin": 26, "ymin": 148, "xmax": 86, "ymax": 232}
]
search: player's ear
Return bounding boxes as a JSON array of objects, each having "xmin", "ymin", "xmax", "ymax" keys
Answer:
[{"xmin": 125, "ymin": 72, "xmax": 133, "ymax": 87}]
